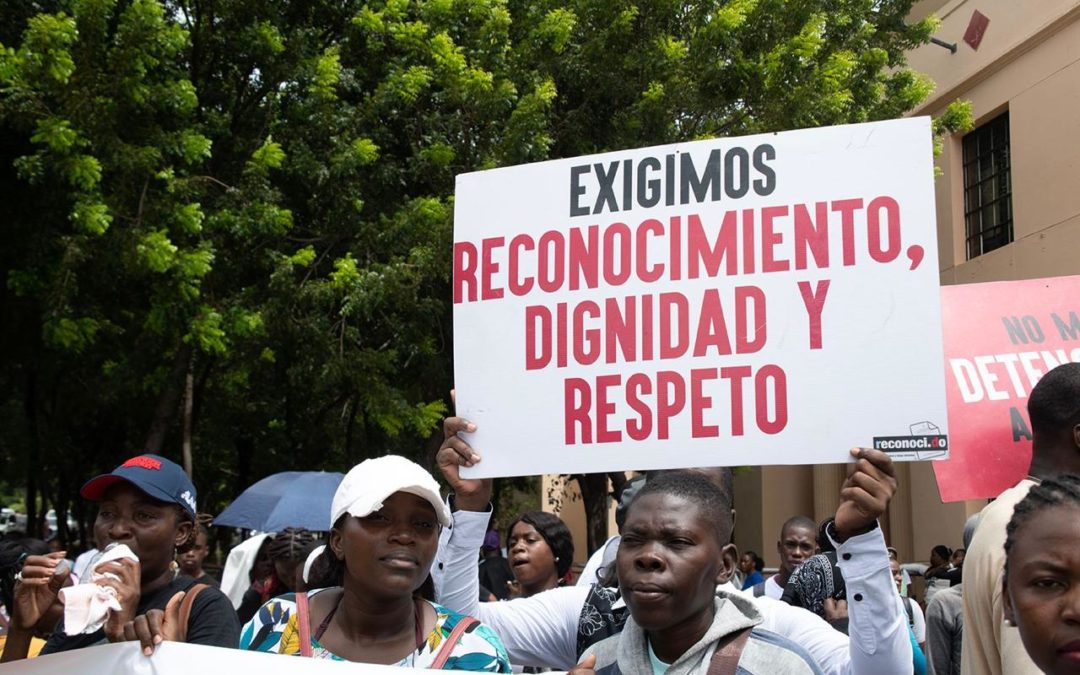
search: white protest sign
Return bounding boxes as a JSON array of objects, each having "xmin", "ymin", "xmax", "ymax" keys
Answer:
[
  {"xmin": 453, "ymin": 117, "xmax": 949, "ymax": 478},
  {"xmin": 2, "ymin": 641, "xmax": 530, "ymax": 674}
]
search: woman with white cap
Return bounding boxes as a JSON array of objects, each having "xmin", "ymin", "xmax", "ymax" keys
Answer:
[{"xmin": 239, "ymin": 455, "xmax": 510, "ymax": 671}]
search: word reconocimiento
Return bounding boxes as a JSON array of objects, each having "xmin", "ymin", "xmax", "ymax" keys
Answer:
[{"xmin": 454, "ymin": 196, "xmax": 906, "ymax": 304}]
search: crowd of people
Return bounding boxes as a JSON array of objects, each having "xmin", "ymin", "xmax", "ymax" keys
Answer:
[{"xmin": 0, "ymin": 361, "xmax": 1077, "ymax": 675}]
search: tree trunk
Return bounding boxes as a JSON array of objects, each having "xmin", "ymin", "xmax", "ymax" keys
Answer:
[
  {"xmin": 182, "ymin": 354, "xmax": 195, "ymax": 477},
  {"xmin": 574, "ymin": 473, "xmax": 611, "ymax": 555},
  {"xmin": 144, "ymin": 343, "xmax": 192, "ymax": 454},
  {"xmin": 24, "ymin": 371, "xmax": 40, "ymax": 538}
]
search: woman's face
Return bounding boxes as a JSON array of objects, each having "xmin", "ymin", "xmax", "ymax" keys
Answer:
[
  {"xmin": 890, "ymin": 559, "xmax": 903, "ymax": 591},
  {"xmin": 739, "ymin": 554, "xmax": 755, "ymax": 574},
  {"xmin": 94, "ymin": 482, "xmax": 189, "ymax": 583},
  {"xmin": 508, "ymin": 521, "xmax": 557, "ymax": 591},
  {"xmin": 1004, "ymin": 505, "xmax": 1080, "ymax": 675},
  {"xmin": 931, "ymin": 549, "xmax": 947, "ymax": 567},
  {"xmin": 331, "ymin": 492, "xmax": 439, "ymax": 599}
]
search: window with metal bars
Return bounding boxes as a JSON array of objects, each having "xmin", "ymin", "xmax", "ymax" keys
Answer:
[{"xmin": 963, "ymin": 112, "xmax": 1013, "ymax": 259}]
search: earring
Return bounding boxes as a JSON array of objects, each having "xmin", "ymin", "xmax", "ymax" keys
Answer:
[
  {"xmin": 1004, "ymin": 618, "xmax": 1014, "ymax": 627},
  {"xmin": 555, "ymin": 557, "xmax": 560, "ymax": 562}
]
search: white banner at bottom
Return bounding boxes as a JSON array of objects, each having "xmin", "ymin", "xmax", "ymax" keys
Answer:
[{"xmin": 0, "ymin": 641, "xmax": 557, "ymax": 674}]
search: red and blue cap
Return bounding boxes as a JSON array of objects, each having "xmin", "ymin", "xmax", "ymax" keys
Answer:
[{"xmin": 81, "ymin": 454, "xmax": 197, "ymax": 520}]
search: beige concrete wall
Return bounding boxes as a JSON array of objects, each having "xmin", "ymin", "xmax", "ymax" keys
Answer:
[
  {"xmin": 758, "ymin": 466, "xmax": 815, "ymax": 569},
  {"xmin": 914, "ymin": 0, "xmax": 1080, "ymax": 561},
  {"xmin": 909, "ymin": 0, "xmax": 1080, "ymax": 116},
  {"xmin": 914, "ymin": 0, "xmax": 1080, "ymax": 283},
  {"xmin": 732, "ymin": 467, "xmax": 765, "ymax": 563}
]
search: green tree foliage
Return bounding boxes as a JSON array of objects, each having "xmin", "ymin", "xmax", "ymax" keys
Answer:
[{"xmin": 0, "ymin": 0, "xmax": 966, "ymax": 547}]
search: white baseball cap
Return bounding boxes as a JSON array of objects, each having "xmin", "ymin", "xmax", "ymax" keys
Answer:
[{"xmin": 330, "ymin": 455, "xmax": 451, "ymax": 528}]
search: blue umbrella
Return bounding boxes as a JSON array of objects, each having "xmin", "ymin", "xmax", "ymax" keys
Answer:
[{"xmin": 213, "ymin": 471, "xmax": 344, "ymax": 532}]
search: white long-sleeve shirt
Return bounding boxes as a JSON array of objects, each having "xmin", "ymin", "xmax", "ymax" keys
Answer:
[{"xmin": 434, "ymin": 508, "xmax": 911, "ymax": 674}]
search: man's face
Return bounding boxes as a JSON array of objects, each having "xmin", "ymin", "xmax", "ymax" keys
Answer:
[
  {"xmin": 952, "ymin": 549, "xmax": 966, "ymax": 568},
  {"xmin": 617, "ymin": 493, "xmax": 734, "ymax": 635},
  {"xmin": 777, "ymin": 525, "xmax": 816, "ymax": 574}
]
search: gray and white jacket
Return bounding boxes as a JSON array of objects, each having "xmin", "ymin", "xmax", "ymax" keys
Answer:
[{"xmin": 583, "ymin": 590, "xmax": 825, "ymax": 675}]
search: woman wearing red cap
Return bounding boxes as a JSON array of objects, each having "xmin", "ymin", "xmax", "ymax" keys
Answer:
[{"xmin": 0, "ymin": 455, "xmax": 239, "ymax": 662}]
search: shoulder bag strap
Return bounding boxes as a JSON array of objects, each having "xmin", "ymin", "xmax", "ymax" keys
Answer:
[
  {"xmin": 177, "ymin": 583, "xmax": 209, "ymax": 643},
  {"xmin": 295, "ymin": 592, "xmax": 313, "ymax": 657},
  {"xmin": 706, "ymin": 626, "xmax": 753, "ymax": 675},
  {"xmin": 429, "ymin": 615, "xmax": 479, "ymax": 670}
]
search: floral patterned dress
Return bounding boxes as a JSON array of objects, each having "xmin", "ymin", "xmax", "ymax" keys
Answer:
[{"xmin": 239, "ymin": 589, "xmax": 511, "ymax": 671}]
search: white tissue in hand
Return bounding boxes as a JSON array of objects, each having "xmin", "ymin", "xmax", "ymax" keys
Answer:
[{"xmin": 59, "ymin": 544, "xmax": 139, "ymax": 634}]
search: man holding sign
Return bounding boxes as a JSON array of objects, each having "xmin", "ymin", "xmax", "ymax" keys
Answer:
[{"xmin": 434, "ymin": 416, "xmax": 912, "ymax": 674}]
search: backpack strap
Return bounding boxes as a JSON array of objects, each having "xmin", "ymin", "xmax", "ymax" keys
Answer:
[
  {"xmin": 177, "ymin": 583, "xmax": 209, "ymax": 643},
  {"xmin": 429, "ymin": 615, "xmax": 479, "ymax": 669},
  {"xmin": 752, "ymin": 582, "xmax": 766, "ymax": 598},
  {"xmin": 296, "ymin": 592, "xmax": 313, "ymax": 657},
  {"xmin": 706, "ymin": 626, "xmax": 753, "ymax": 675}
]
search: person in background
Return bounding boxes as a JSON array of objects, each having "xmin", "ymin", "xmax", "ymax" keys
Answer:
[
  {"xmin": 0, "ymin": 539, "xmax": 57, "ymax": 658},
  {"xmin": 888, "ymin": 547, "xmax": 913, "ymax": 597},
  {"xmin": 781, "ymin": 519, "xmax": 848, "ymax": 633},
  {"xmin": 1, "ymin": 455, "xmax": 239, "ymax": 661},
  {"xmin": 922, "ymin": 546, "xmax": 953, "ymax": 605},
  {"xmin": 177, "ymin": 521, "xmax": 219, "ymax": 587},
  {"xmin": 963, "ymin": 363, "xmax": 1080, "ymax": 675},
  {"xmin": 893, "ymin": 557, "xmax": 927, "ymax": 674},
  {"xmin": 239, "ymin": 455, "xmax": 510, "ymax": 670},
  {"xmin": 739, "ymin": 552, "xmax": 765, "ymax": 591},
  {"xmin": 237, "ymin": 527, "xmax": 317, "ymax": 622},
  {"xmin": 505, "ymin": 511, "xmax": 573, "ymax": 599},
  {"xmin": 478, "ymin": 530, "xmax": 514, "ymax": 601},
  {"xmin": 71, "ymin": 537, "xmax": 102, "ymax": 585},
  {"xmin": 751, "ymin": 516, "xmax": 816, "ymax": 600},
  {"xmin": 925, "ymin": 514, "xmax": 980, "ymax": 675},
  {"xmin": 219, "ymin": 532, "xmax": 271, "ymax": 609},
  {"xmin": 1001, "ymin": 474, "xmax": 1080, "ymax": 675}
]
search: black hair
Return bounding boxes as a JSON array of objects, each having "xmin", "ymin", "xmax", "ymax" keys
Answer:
[
  {"xmin": 268, "ymin": 527, "xmax": 318, "ymax": 564},
  {"xmin": 0, "ymin": 538, "xmax": 50, "ymax": 610},
  {"xmin": 1027, "ymin": 363, "xmax": 1080, "ymax": 438},
  {"xmin": 629, "ymin": 471, "xmax": 734, "ymax": 545},
  {"xmin": 742, "ymin": 550, "xmax": 764, "ymax": 572},
  {"xmin": 308, "ymin": 519, "xmax": 346, "ymax": 589},
  {"xmin": 781, "ymin": 515, "xmax": 816, "ymax": 539},
  {"xmin": 931, "ymin": 544, "xmax": 952, "ymax": 561},
  {"xmin": 506, "ymin": 510, "xmax": 574, "ymax": 580},
  {"xmin": 1003, "ymin": 474, "xmax": 1080, "ymax": 580},
  {"xmin": 646, "ymin": 467, "xmax": 734, "ymax": 517},
  {"xmin": 249, "ymin": 535, "xmax": 275, "ymax": 583},
  {"xmin": 953, "ymin": 548, "xmax": 967, "ymax": 556},
  {"xmin": 172, "ymin": 505, "xmax": 198, "ymax": 554},
  {"xmin": 817, "ymin": 518, "xmax": 836, "ymax": 553}
]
